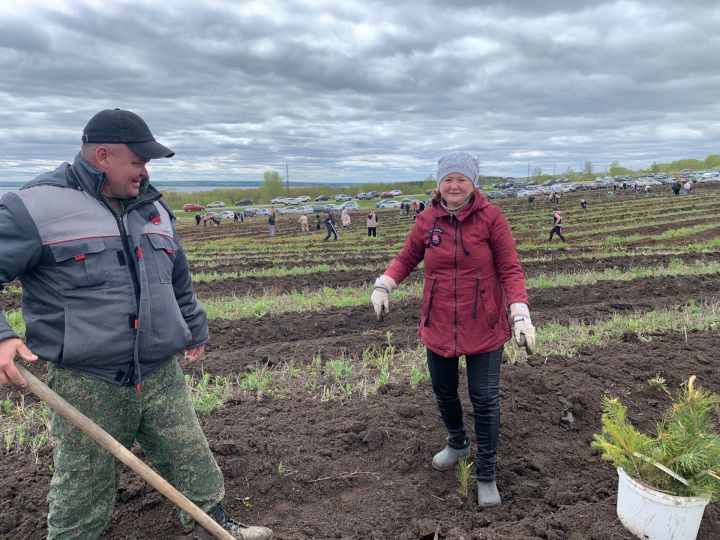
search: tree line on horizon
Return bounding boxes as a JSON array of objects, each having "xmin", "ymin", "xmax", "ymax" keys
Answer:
[{"xmin": 160, "ymin": 154, "xmax": 720, "ymax": 207}]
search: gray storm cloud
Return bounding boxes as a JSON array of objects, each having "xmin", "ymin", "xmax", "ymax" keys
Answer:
[{"xmin": 0, "ymin": 0, "xmax": 718, "ymax": 183}]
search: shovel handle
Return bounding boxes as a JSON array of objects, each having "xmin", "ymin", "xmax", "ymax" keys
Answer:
[{"xmin": 17, "ymin": 364, "xmax": 234, "ymax": 540}]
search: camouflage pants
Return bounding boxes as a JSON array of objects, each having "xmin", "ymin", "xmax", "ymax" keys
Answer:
[{"xmin": 46, "ymin": 359, "xmax": 224, "ymax": 539}]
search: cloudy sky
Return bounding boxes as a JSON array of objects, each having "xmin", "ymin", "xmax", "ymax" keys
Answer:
[{"xmin": 0, "ymin": 0, "xmax": 718, "ymax": 185}]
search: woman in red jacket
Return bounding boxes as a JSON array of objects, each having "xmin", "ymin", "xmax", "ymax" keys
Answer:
[{"xmin": 371, "ymin": 152, "xmax": 535, "ymax": 507}]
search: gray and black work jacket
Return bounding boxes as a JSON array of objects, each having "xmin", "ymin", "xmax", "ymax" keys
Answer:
[{"xmin": 0, "ymin": 154, "xmax": 209, "ymax": 386}]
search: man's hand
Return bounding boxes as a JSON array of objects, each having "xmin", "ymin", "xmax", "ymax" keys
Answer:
[
  {"xmin": 183, "ymin": 344, "xmax": 206, "ymax": 365},
  {"xmin": 371, "ymin": 275, "xmax": 397, "ymax": 320},
  {"xmin": 0, "ymin": 338, "xmax": 38, "ymax": 387}
]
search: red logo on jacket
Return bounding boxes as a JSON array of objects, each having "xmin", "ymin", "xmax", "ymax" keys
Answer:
[{"xmin": 429, "ymin": 227, "xmax": 443, "ymax": 246}]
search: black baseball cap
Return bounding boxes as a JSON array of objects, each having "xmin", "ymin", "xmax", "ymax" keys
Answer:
[{"xmin": 82, "ymin": 109, "xmax": 174, "ymax": 159}]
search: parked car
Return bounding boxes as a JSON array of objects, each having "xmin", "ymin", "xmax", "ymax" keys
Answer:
[
  {"xmin": 242, "ymin": 207, "xmax": 266, "ymax": 217},
  {"xmin": 220, "ymin": 210, "xmax": 236, "ymax": 219},
  {"xmin": 356, "ymin": 192, "xmax": 370, "ymax": 200},
  {"xmin": 234, "ymin": 199, "xmax": 253, "ymax": 206},
  {"xmin": 342, "ymin": 201, "xmax": 359, "ymax": 209},
  {"xmin": 389, "ymin": 189, "xmax": 403, "ymax": 196},
  {"xmin": 206, "ymin": 201, "xmax": 225, "ymax": 208},
  {"xmin": 376, "ymin": 200, "xmax": 401, "ymax": 208},
  {"xmin": 270, "ymin": 197, "xmax": 288, "ymax": 204},
  {"xmin": 183, "ymin": 203, "xmax": 205, "ymax": 212},
  {"xmin": 295, "ymin": 195, "xmax": 310, "ymax": 203},
  {"xmin": 315, "ymin": 195, "xmax": 331, "ymax": 201},
  {"xmin": 335, "ymin": 194, "xmax": 351, "ymax": 202},
  {"xmin": 380, "ymin": 191, "xmax": 395, "ymax": 198}
]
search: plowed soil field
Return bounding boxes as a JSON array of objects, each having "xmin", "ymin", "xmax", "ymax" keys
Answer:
[{"xmin": 2, "ymin": 184, "xmax": 719, "ymax": 539}]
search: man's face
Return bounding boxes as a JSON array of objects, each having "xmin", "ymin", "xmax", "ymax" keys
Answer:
[{"xmin": 100, "ymin": 144, "xmax": 150, "ymax": 200}]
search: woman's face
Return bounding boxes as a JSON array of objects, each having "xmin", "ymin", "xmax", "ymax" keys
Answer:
[{"xmin": 439, "ymin": 172, "xmax": 474, "ymax": 207}]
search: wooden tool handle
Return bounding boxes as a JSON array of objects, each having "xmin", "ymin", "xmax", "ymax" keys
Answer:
[{"xmin": 17, "ymin": 364, "xmax": 234, "ymax": 540}]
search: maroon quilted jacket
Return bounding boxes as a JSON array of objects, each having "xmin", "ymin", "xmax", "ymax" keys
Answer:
[{"xmin": 384, "ymin": 190, "xmax": 528, "ymax": 357}]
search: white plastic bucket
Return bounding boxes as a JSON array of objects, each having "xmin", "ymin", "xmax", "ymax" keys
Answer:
[{"xmin": 616, "ymin": 467, "xmax": 710, "ymax": 540}]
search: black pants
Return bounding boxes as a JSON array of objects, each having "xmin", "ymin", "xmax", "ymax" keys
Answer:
[
  {"xmin": 427, "ymin": 347, "xmax": 502, "ymax": 481},
  {"xmin": 324, "ymin": 225, "xmax": 337, "ymax": 240},
  {"xmin": 549, "ymin": 225, "xmax": 566, "ymax": 242},
  {"xmin": 367, "ymin": 227, "xmax": 377, "ymax": 237}
]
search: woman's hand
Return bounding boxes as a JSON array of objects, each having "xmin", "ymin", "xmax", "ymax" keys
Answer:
[
  {"xmin": 509, "ymin": 303, "xmax": 536, "ymax": 354},
  {"xmin": 371, "ymin": 275, "xmax": 397, "ymax": 320}
]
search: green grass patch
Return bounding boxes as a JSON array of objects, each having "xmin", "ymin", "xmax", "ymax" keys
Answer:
[
  {"xmin": 536, "ymin": 300, "xmax": 719, "ymax": 358},
  {"xmin": 4, "ymin": 311, "xmax": 25, "ymax": 340},
  {"xmin": 1, "ymin": 398, "xmax": 51, "ymax": 460},
  {"xmin": 185, "ymin": 372, "xmax": 232, "ymax": 415}
]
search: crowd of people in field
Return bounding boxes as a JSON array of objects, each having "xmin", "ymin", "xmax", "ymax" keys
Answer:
[{"xmin": 190, "ymin": 173, "xmax": 701, "ymax": 248}]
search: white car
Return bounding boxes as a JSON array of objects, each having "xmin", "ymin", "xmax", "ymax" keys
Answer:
[
  {"xmin": 206, "ymin": 201, "xmax": 225, "ymax": 208},
  {"xmin": 335, "ymin": 194, "xmax": 351, "ymax": 201},
  {"xmin": 389, "ymin": 189, "xmax": 403, "ymax": 196},
  {"xmin": 295, "ymin": 195, "xmax": 310, "ymax": 203},
  {"xmin": 376, "ymin": 200, "xmax": 401, "ymax": 208},
  {"xmin": 220, "ymin": 210, "xmax": 236, "ymax": 219},
  {"xmin": 342, "ymin": 201, "xmax": 359, "ymax": 209}
]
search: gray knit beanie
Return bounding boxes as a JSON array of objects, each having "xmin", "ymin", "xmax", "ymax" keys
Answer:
[{"xmin": 437, "ymin": 152, "xmax": 478, "ymax": 186}]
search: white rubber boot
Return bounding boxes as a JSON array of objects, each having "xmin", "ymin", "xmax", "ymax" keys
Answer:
[
  {"xmin": 431, "ymin": 445, "xmax": 471, "ymax": 471},
  {"xmin": 477, "ymin": 480, "xmax": 501, "ymax": 507}
]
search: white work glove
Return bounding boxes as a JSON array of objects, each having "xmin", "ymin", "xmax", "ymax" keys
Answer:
[
  {"xmin": 371, "ymin": 275, "xmax": 397, "ymax": 320},
  {"xmin": 509, "ymin": 302, "xmax": 536, "ymax": 354}
]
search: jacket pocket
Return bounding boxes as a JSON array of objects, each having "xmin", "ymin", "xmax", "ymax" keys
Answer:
[
  {"xmin": 145, "ymin": 234, "xmax": 175, "ymax": 284},
  {"xmin": 475, "ymin": 278, "xmax": 500, "ymax": 329},
  {"xmin": 49, "ymin": 238, "xmax": 109, "ymax": 291},
  {"xmin": 423, "ymin": 278, "xmax": 438, "ymax": 327}
]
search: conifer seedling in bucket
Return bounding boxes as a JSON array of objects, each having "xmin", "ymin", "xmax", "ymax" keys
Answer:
[{"xmin": 592, "ymin": 376, "xmax": 720, "ymax": 540}]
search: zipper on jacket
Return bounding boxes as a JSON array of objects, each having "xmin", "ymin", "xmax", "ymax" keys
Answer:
[
  {"xmin": 113, "ymin": 213, "xmax": 141, "ymax": 385},
  {"xmin": 116, "ymin": 215, "xmax": 141, "ymax": 305},
  {"xmin": 453, "ymin": 219, "xmax": 458, "ymax": 356},
  {"xmin": 424, "ymin": 279, "xmax": 437, "ymax": 327}
]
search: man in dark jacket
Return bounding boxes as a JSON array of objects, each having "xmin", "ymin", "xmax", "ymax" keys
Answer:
[{"xmin": 0, "ymin": 110, "xmax": 271, "ymax": 540}]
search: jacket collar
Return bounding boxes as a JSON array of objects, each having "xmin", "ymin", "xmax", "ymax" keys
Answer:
[
  {"xmin": 70, "ymin": 152, "xmax": 160, "ymax": 210},
  {"xmin": 70, "ymin": 152, "xmax": 106, "ymax": 197}
]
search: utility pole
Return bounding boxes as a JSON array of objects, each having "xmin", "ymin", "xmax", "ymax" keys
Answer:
[
  {"xmin": 527, "ymin": 162, "xmax": 530, "ymax": 181},
  {"xmin": 285, "ymin": 161, "xmax": 290, "ymax": 197}
]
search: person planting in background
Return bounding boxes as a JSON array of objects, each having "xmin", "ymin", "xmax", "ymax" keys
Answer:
[
  {"xmin": 324, "ymin": 210, "xmax": 338, "ymax": 241},
  {"xmin": 549, "ymin": 207, "xmax": 566, "ymax": 242},
  {"xmin": 370, "ymin": 152, "xmax": 535, "ymax": 507},
  {"xmin": 268, "ymin": 210, "xmax": 276, "ymax": 237},
  {"xmin": 672, "ymin": 178, "xmax": 681, "ymax": 196},
  {"xmin": 0, "ymin": 109, "xmax": 272, "ymax": 540},
  {"xmin": 298, "ymin": 213, "xmax": 309, "ymax": 232},
  {"xmin": 366, "ymin": 209, "xmax": 378, "ymax": 237},
  {"xmin": 341, "ymin": 207, "xmax": 351, "ymax": 229}
]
